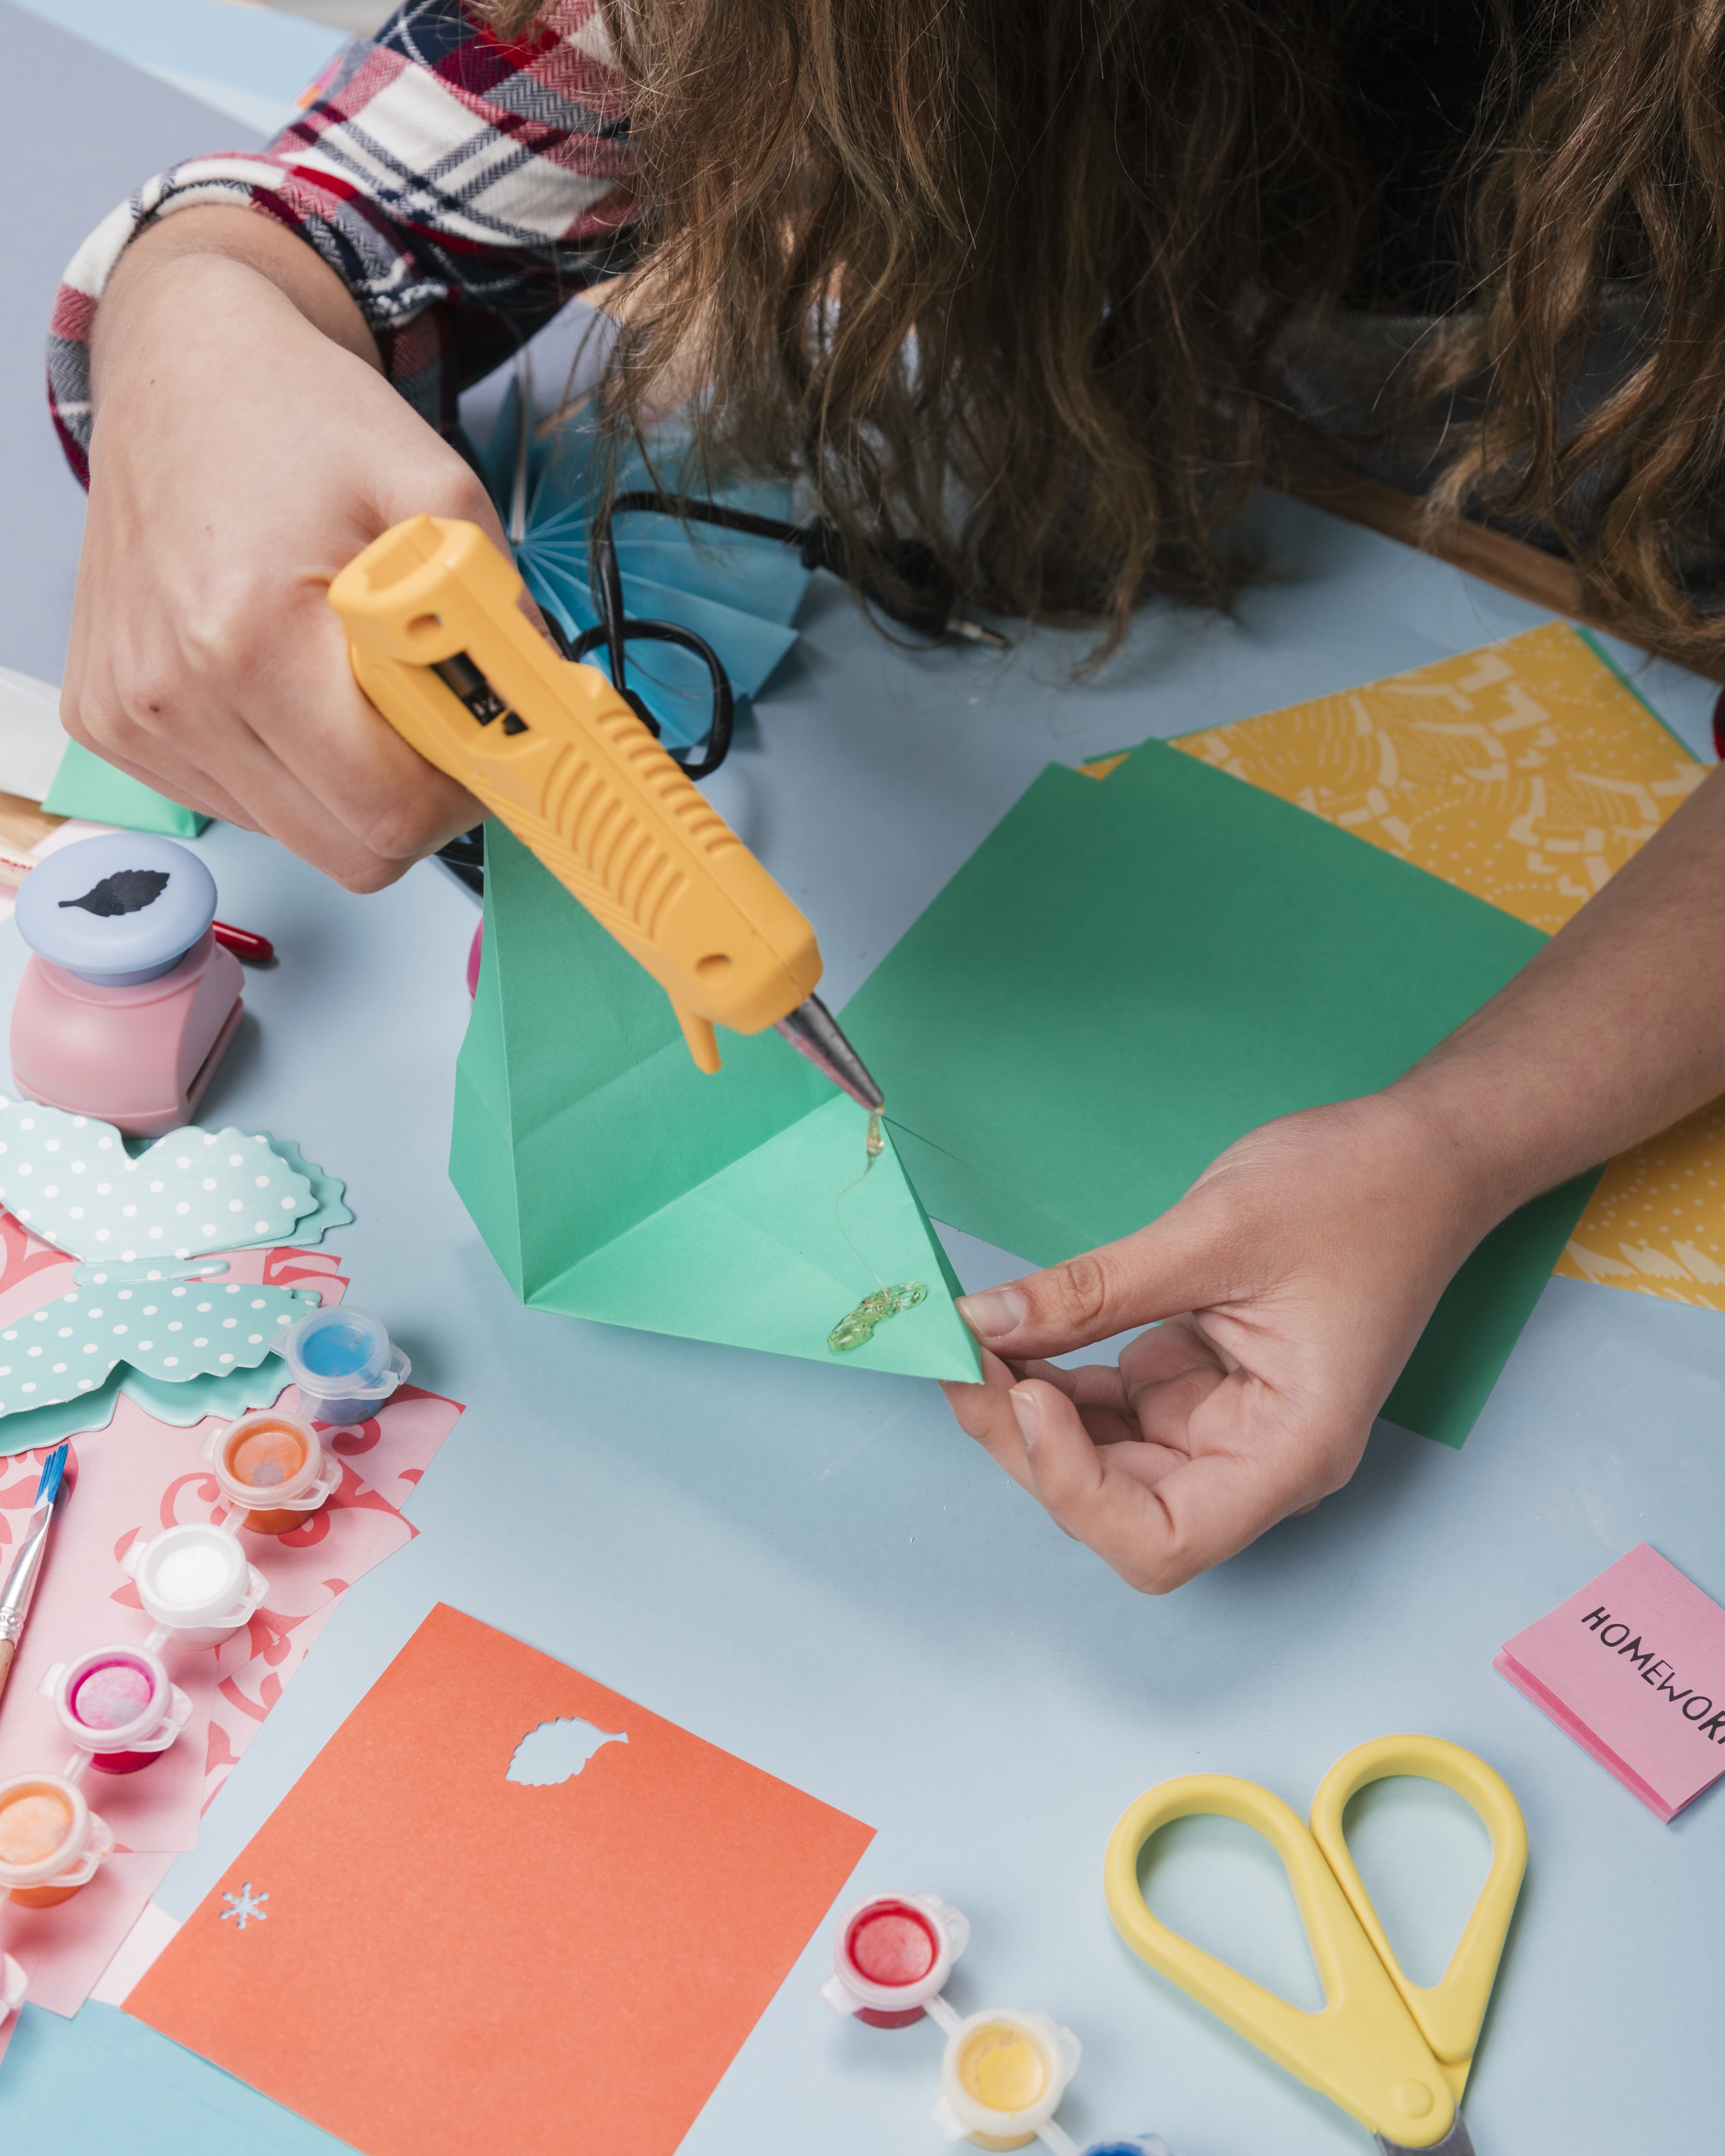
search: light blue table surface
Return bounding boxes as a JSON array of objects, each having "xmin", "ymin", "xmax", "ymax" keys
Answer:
[{"xmin": 2, "ymin": 8, "xmax": 1722, "ymax": 2154}]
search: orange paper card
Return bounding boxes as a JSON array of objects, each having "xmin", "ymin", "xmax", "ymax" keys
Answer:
[{"xmin": 126, "ymin": 1603, "xmax": 874, "ymax": 2155}]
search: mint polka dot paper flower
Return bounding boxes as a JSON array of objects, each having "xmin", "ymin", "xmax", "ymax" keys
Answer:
[
  {"xmin": 0, "ymin": 1102, "xmax": 318, "ymax": 1262},
  {"xmin": 0, "ymin": 1102, "xmax": 353, "ymax": 1424},
  {"xmin": 0, "ymin": 1280, "xmax": 324, "ymax": 1417}
]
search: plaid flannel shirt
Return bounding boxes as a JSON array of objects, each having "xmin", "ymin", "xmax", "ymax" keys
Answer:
[{"xmin": 47, "ymin": 0, "xmax": 639, "ymax": 486}]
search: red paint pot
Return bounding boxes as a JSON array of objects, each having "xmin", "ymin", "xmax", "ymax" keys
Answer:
[{"xmin": 819, "ymin": 1891, "xmax": 970, "ymax": 2027}]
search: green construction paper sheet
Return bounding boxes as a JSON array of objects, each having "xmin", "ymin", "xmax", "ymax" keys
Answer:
[
  {"xmin": 841, "ymin": 740, "xmax": 1600, "ymax": 1448},
  {"xmin": 450, "ymin": 825, "xmax": 980, "ymax": 1381},
  {"xmin": 41, "ymin": 736, "xmax": 210, "ymax": 835}
]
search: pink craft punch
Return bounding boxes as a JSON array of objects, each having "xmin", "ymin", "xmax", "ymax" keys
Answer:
[{"xmin": 10, "ymin": 833, "xmax": 243, "ymax": 1137}]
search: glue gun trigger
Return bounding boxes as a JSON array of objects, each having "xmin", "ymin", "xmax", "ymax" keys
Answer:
[{"xmin": 672, "ymin": 1005, "xmax": 722, "ymax": 1074}]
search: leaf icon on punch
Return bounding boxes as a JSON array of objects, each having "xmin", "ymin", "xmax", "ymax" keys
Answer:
[{"xmin": 57, "ymin": 869, "xmax": 171, "ymax": 917}]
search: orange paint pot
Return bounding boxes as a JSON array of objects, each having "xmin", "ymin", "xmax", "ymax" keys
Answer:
[
  {"xmin": 201, "ymin": 1408, "xmax": 338, "ymax": 1534},
  {"xmin": 0, "ymin": 1771, "xmax": 114, "ymax": 1908}
]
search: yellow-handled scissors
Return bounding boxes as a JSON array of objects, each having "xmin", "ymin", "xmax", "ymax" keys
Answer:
[{"xmin": 1104, "ymin": 1736, "xmax": 1527, "ymax": 2156}]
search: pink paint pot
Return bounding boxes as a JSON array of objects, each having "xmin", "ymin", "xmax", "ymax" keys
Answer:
[
  {"xmin": 819, "ymin": 1891, "xmax": 970, "ymax": 2028},
  {"xmin": 0, "ymin": 1771, "xmax": 114, "ymax": 1907},
  {"xmin": 41, "ymin": 1644, "xmax": 192, "ymax": 1775}
]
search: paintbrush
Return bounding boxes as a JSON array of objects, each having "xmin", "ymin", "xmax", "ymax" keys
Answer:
[{"xmin": 0, "ymin": 1442, "xmax": 69, "ymax": 1710}]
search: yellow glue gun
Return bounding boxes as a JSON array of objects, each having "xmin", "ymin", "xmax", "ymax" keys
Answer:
[{"xmin": 328, "ymin": 515, "xmax": 881, "ymax": 1108}]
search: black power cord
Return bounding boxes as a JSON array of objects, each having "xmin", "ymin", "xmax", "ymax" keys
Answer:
[
  {"xmin": 599, "ymin": 492, "xmax": 967, "ymax": 642},
  {"xmin": 435, "ymin": 825, "xmax": 486, "ymax": 896}
]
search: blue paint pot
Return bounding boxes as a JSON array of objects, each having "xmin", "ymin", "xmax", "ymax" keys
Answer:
[{"xmin": 279, "ymin": 1305, "xmax": 409, "ymax": 1426}]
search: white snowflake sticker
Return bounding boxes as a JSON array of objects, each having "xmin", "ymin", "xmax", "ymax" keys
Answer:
[{"xmin": 220, "ymin": 1882, "xmax": 269, "ymax": 1932}]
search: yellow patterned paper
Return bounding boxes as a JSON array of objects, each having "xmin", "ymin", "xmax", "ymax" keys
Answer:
[
  {"xmin": 1109, "ymin": 622, "xmax": 1725, "ymax": 1311},
  {"xmin": 1556, "ymin": 1102, "xmax": 1725, "ymax": 1304},
  {"xmin": 1168, "ymin": 623, "xmax": 1704, "ymax": 934}
]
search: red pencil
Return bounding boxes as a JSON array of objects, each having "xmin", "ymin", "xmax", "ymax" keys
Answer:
[{"xmin": 212, "ymin": 920, "xmax": 275, "ymax": 964}]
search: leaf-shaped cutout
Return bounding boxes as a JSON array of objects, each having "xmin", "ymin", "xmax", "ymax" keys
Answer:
[{"xmin": 56, "ymin": 868, "xmax": 170, "ymax": 917}]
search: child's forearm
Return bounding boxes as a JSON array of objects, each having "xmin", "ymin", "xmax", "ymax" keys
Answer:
[
  {"xmin": 90, "ymin": 206, "xmax": 379, "ymax": 407},
  {"xmin": 1392, "ymin": 759, "xmax": 1725, "ymax": 1224}
]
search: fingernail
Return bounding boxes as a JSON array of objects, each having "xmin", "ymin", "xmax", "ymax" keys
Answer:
[
  {"xmin": 955, "ymin": 1287, "xmax": 1028, "ymax": 1341},
  {"xmin": 1008, "ymin": 1386, "xmax": 1040, "ymax": 1447}
]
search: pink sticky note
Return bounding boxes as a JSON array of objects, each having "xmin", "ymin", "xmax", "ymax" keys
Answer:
[{"xmin": 1496, "ymin": 1544, "xmax": 1725, "ymax": 1821}]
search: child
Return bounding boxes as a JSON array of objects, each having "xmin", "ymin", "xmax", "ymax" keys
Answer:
[{"xmin": 51, "ymin": 0, "xmax": 1725, "ymax": 1590}]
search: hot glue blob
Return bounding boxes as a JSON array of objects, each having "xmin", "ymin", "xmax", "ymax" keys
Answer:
[
  {"xmin": 828, "ymin": 1103, "xmax": 927, "ymax": 1350},
  {"xmin": 828, "ymin": 1282, "xmax": 927, "ymax": 1352}
]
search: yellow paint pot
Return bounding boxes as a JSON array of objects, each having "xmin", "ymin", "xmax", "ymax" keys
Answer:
[{"xmin": 929, "ymin": 2006, "xmax": 1080, "ymax": 2149}]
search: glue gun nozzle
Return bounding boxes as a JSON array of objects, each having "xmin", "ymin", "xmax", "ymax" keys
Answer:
[{"xmin": 775, "ymin": 995, "xmax": 884, "ymax": 1112}]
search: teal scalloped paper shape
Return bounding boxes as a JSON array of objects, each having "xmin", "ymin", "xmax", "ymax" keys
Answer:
[
  {"xmin": 0, "ymin": 1355, "xmax": 296, "ymax": 1459},
  {"xmin": 264, "ymin": 1133, "xmax": 352, "ymax": 1247},
  {"xmin": 117, "ymin": 1355, "xmax": 295, "ymax": 1426},
  {"xmin": 0, "ymin": 1280, "xmax": 320, "ymax": 1417},
  {"xmin": 0, "ymin": 1103, "xmax": 317, "ymax": 1262}
]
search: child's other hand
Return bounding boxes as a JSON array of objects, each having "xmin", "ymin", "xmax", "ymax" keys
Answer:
[
  {"xmin": 66, "ymin": 210, "xmax": 496, "ymax": 891},
  {"xmin": 941, "ymin": 1090, "xmax": 1493, "ymax": 1591}
]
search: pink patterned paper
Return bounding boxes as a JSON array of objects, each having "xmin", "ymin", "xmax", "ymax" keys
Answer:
[
  {"xmin": 198, "ymin": 1389, "xmax": 464, "ymax": 1815},
  {"xmin": 0, "ymin": 1382, "xmax": 464, "ymax": 2019},
  {"xmin": 0, "ymin": 1421, "xmax": 224, "ymax": 1856},
  {"xmin": 0, "ymin": 1208, "xmax": 78, "ymax": 1325},
  {"xmin": 2, "ymin": 1853, "xmax": 174, "ymax": 2019},
  {"xmin": 0, "ymin": 1219, "xmax": 350, "ymax": 1450}
]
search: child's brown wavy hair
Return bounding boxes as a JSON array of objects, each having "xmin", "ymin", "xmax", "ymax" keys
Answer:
[
  {"xmin": 1419, "ymin": 2, "xmax": 1725, "ymax": 669},
  {"xmin": 488, "ymin": 0, "xmax": 1725, "ymax": 663}
]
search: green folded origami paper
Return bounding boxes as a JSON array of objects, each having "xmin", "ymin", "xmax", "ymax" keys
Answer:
[
  {"xmin": 41, "ymin": 737, "xmax": 210, "ymax": 836},
  {"xmin": 450, "ymin": 826, "xmax": 980, "ymax": 1382},
  {"xmin": 841, "ymin": 740, "xmax": 1600, "ymax": 1449}
]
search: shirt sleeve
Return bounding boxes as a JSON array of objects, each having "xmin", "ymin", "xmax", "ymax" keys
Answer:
[{"xmin": 46, "ymin": 0, "xmax": 639, "ymax": 486}]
